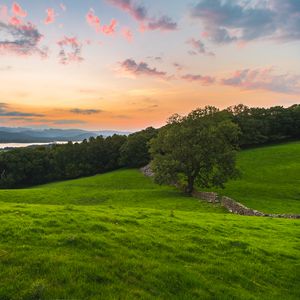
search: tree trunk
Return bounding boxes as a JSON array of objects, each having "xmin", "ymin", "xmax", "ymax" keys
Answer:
[{"xmin": 185, "ymin": 175, "xmax": 195, "ymax": 195}]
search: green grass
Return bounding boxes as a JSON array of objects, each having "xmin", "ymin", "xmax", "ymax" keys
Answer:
[
  {"xmin": 206, "ymin": 141, "xmax": 300, "ymax": 214},
  {"xmin": 0, "ymin": 169, "xmax": 299, "ymax": 299}
]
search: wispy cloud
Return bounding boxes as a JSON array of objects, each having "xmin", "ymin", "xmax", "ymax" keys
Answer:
[
  {"xmin": 0, "ymin": 21, "xmax": 47, "ymax": 57},
  {"xmin": 119, "ymin": 58, "xmax": 167, "ymax": 78},
  {"xmin": 86, "ymin": 9, "xmax": 118, "ymax": 35},
  {"xmin": 187, "ymin": 38, "xmax": 215, "ymax": 56},
  {"xmin": 102, "ymin": 19, "xmax": 118, "ymax": 35},
  {"xmin": 182, "ymin": 74, "xmax": 215, "ymax": 85},
  {"xmin": 70, "ymin": 108, "xmax": 102, "ymax": 115},
  {"xmin": 221, "ymin": 67, "xmax": 300, "ymax": 94},
  {"xmin": 0, "ymin": 103, "xmax": 44, "ymax": 117},
  {"xmin": 12, "ymin": 2, "xmax": 27, "ymax": 18},
  {"xmin": 54, "ymin": 119, "xmax": 86, "ymax": 125},
  {"xmin": 44, "ymin": 8, "xmax": 56, "ymax": 25},
  {"xmin": 86, "ymin": 9, "xmax": 101, "ymax": 32},
  {"xmin": 173, "ymin": 63, "xmax": 183, "ymax": 71},
  {"xmin": 107, "ymin": 0, "xmax": 177, "ymax": 31},
  {"xmin": 57, "ymin": 36, "xmax": 83, "ymax": 65},
  {"xmin": 121, "ymin": 27, "xmax": 133, "ymax": 42},
  {"xmin": 147, "ymin": 16, "xmax": 177, "ymax": 31},
  {"xmin": 106, "ymin": 0, "xmax": 147, "ymax": 22}
]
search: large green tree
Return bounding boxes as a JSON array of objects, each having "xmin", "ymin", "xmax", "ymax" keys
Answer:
[{"xmin": 150, "ymin": 107, "xmax": 240, "ymax": 194}]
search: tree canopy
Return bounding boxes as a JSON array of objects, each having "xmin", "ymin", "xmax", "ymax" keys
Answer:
[
  {"xmin": 119, "ymin": 127, "xmax": 157, "ymax": 168},
  {"xmin": 150, "ymin": 107, "xmax": 240, "ymax": 194}
]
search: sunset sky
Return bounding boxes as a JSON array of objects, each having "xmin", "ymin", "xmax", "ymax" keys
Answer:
[{"xmin": 0, "ymin": 0, "xmax": 299, "ymax": 131}]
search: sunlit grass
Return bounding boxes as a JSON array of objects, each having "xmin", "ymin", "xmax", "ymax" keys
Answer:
[
  {"xmin": 206, "ymin": 141, "xmax": 300, "ymax": 214},
  {"xmin": 0, "ymin": 168, "xmax": 299, "ymax": 299}
]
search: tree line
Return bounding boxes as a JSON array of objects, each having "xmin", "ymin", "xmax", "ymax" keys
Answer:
[{"xmin": 0, "ymin": 104, "xmax": 299, "ymax": 189}]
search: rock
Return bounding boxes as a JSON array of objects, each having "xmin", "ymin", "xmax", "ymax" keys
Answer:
[{"xmin": 140, "ymin": 164, "xmax": 154, "ymax": 177}]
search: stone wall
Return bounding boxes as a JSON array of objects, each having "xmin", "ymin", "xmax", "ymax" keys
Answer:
[
  {"xmin": 192, "ymin": 191, "xmax": 220, "ymax": 203},
  {"xmin": 191, "ymin": 190, "xmax": 300, "ymax": 219},
  {"xmin": 221, "ymin": 196, "xmax": 265, "ymax": 216},
  {"xmin": 140, "ymin": 165, "xmax": 300, "ymax": 219}
]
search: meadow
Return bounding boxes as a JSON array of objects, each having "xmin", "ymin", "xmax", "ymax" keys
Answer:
[
  {"xmin": 0, "ymin": 165, "xmax": 299, "ymax": 299},
  {"xmin": 206, "ymin": 141, "xmax": 300, "ymax": 214}
]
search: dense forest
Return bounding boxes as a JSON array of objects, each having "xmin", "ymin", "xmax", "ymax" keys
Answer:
[{"xmin": 0, "ymin": 104, "xmax": 299, "ymax": 188}]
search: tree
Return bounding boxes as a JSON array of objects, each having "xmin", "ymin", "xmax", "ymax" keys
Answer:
[
  {"xmin": 150, "ymin": 107, "xmax": 240, "ymax": 194},
  {"xmin": 119, "ymin": 127, "xmax": 157, "ymax": 167}
]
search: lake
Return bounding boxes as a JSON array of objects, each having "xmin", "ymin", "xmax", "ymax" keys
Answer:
[{"xmin": 0, "ymin": 141, "xmax": 71, "ymax": 149}]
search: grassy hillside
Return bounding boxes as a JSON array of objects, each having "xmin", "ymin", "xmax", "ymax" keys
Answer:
[
  {"xmin": 0, "ymin": 169, "xmax": 299, "ymax": 299},
  {"xmin": 206, "ymin": 142, "xmax": 300, "ymax": 214}
]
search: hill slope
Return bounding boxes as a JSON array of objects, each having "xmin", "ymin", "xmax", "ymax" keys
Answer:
[
  {"xmin": 0, "ymin": 169, "xmax": 299, "ymax": 299},
  {"xmin": 206, "ymin": 142, "xmax": 300, "ymax": 214}
]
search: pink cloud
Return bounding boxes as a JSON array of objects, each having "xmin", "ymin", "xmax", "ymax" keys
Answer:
[
  {"xmin": 86, "ymin": 9, "xmax": 101, "ymax": 33},
  {"xmin": 12, "ymin": 2, "xmax": 27, "ymax": 18},
  {"xmin": 221, "ymin": 67, "xmax": 300, "ymax": 94},
  {"xmin": 107, "ymin": 0, "xmax": 146, "ymax": 22},
  {"xmin": 146, "ymin": 16, "xmax": 177, "ymax": 31},
  {"xmin": 57, "ymin": 36, "xmax": 84, "ymax": 65},
  {"xmin": 120, "ymin": 58, "xmax": 167, "ymax": 79},
  {"xmin": 107, "ymin": 0, "xmax": 177, "ymax": 32},
  {"xmin": 9, "ymin": 16, "xmax": 22, "ymax": 26},
  {"xmin": 182, "ymin": 74, "xmax": 215, "ymax": 85},
  {"xmin": 187, "ymin": 38, "xmax": 215, "ymax": 56},
  {"xmin": 102, "ymin": 19, "xmax": 117, "ymax": 35},
  {"xmin": 121, "ymin": 27, "xmax": 133, "ymax": 42},
  {"xmin": 58, "ymin": 36, "xmax": 81, "ymax": 47},
  {"xmin": 44, "ymin": 8, "xmax": 55, "ymax": 25},
  {"xmin": 139, "ymin": 23, "xmax": 147, "ymax": 33}
]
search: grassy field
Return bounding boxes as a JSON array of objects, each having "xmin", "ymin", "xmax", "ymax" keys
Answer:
[
  {"xmin": 206, "ymin": 141, "xmax": 300, "ymax": 214},
  {"xmin": 0, "ymin": 169, "xmax": 299, "ymax": 299}
]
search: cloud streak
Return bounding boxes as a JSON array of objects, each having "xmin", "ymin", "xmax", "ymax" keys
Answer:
[
  {"xmin": 221, "ymin": 67, "xmax": 300, "ymax": 94},
  {"xmin": 70, "ymin": 108, "xmax": 102, "ymax": 115},
  {"xmin": 107, "ymin": 0, "xmax": 177, "ymax": 31},
  {"xmin": 182, "ymin": 74, "xmax": 215, "ymax": 85},
  {"xmin": 120, "ymin": 59, "xmax": 167, "ymax": 78},
  {"xmin": 0, "ymin": 103, "xmax": 44, "ymax": 117},
  {"xmin": 54, "ymin": 119, "xmax": 86, "ymax": 125},
  {"xmin": 107, "ymin": 0, "xmax": 147, "ymax": 22},
  {"xmin": 187, "ymin": 38, "xmax": 215, "ymax": 56},
  {"xmin": 147, "ymin": 16, "xmax": 177, "ymax": 31}
]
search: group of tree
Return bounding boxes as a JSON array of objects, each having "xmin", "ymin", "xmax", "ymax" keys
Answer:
[
  {"xmin": 0, "ymin": 128, "xmax": 157, "ymax": 188},
  {"xmin": 0, "ymin": 104, "xmax": 299, "ymax": 191},
  {"xmin": 227, "ymin": 104, "xmax": 300, "ymax": 147}
]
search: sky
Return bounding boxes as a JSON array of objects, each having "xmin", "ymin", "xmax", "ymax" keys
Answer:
[{"xmin": 0, "ymin": 0, "xmax": 299, "ymax": 131}]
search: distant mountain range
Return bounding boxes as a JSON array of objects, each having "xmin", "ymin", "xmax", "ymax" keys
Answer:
[{"xmin": 0, "ymin": 127, "xmax": 131, "ymax": 143}]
